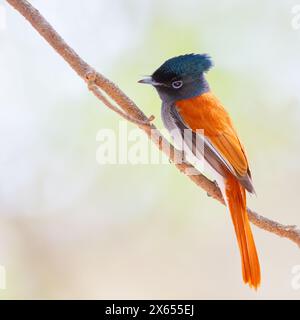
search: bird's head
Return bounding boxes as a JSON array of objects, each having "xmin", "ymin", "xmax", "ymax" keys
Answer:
[{"xmin": 139, "ymin": 53, "xmax": 213, "ymax": 103}]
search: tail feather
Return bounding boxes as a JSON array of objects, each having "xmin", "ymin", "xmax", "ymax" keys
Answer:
[{"xmin": 225, "ymin": 175, "xmax": 261, "ymax": 289}]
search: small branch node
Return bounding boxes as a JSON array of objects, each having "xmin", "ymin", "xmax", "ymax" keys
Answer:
[
  {"xmin": 148, "ymin": 115, "xmax": 155, "ymax": 122},
  {"xmin": 85, "ymin": 70, "xmax": 97, "ymax": 89}
]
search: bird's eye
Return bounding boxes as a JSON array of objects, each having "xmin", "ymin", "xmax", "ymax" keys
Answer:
[{"xmin": 171, "ymin": 80, "xmax": 183, "ymax": 89}]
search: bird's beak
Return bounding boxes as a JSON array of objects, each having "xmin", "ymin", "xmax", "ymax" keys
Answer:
[
  {"xmin": 138, "ymin": 76, "xmax": 154, "ymax": 85},
  {"xmin": 138, "ymin": 76, "xmax": 160, "ymax": 86}
]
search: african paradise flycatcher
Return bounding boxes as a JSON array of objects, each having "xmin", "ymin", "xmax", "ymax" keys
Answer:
[{"xmin": 139, "ymin": 54, "xmax": 261, "ymax": 289}]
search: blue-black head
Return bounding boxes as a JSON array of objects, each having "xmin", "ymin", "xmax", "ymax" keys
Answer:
[{"xmin": 139, "ymin": 54, "xmax": 213, "ymax": 103}]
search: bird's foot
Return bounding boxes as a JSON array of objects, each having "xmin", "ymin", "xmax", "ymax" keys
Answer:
[{"xmin": 207, "ymin": 180, "xmax": 218, "ymax": 197}]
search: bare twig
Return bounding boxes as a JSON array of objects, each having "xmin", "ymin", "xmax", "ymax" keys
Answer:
[
  {"xmin": 6, "ymin": 0, "xmax": 300, "ymax": 248},
  {"xmin": 86, "ymin": 71, "xmax": 154, "ymax": 129}
]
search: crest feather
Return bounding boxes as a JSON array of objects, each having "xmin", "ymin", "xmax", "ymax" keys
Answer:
[{"xmin": 152, "ymin": 53, "xmax": 213, "ymax": 82}]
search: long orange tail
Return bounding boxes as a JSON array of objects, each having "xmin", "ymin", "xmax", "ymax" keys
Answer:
[{"xmin": 225, "ymin": 175, "xmax": 261, "ymax": 289}]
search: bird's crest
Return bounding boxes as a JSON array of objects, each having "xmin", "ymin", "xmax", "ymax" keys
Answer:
[{"xmin": 152, "ymin": 53, "xmax": 213, "ymax": 82}]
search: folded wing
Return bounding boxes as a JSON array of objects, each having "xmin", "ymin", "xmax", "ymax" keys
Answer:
[{"xmin": 173, "ymin": 93, "xmax": 255, "ymax": 193}]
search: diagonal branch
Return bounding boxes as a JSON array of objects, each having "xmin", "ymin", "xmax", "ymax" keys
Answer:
[{"xmin": 6, "ymin": 0, "xmax": 300, "ymax": 248}]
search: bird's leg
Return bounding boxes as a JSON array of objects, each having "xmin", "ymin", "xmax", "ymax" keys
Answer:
[{"xmin": 207, "ymin": 180, "xmax": 218, "ymax": 197}]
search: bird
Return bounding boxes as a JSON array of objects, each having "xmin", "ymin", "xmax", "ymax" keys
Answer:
[{"xmin": 138, "ymin": 53, "xmax": 261, "ymax": 289}]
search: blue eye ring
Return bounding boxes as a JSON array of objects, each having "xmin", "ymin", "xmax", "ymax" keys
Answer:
[{"xmin": 171, "ymin": 80, "xmax": 183, "ymax": 89}]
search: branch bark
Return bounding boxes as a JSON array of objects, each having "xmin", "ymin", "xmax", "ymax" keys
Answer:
[{"xmin": 6, "ymin": 0, "xmax": 300, "ymax": 248}]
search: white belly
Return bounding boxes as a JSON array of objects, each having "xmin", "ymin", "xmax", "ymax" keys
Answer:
[{"xmin": 161, "ymin": 102, "xmax": 227, "ymax": 201}]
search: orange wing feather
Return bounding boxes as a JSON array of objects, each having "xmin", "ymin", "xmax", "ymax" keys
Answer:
[{"xmin": 176, "ymin": 92, "xmax": 249, "ymax": 177}]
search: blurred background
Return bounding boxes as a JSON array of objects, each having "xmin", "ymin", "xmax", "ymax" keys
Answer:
[{"xmin": 0, "ymin": 0, "xmax": 300, "ymax": 299}]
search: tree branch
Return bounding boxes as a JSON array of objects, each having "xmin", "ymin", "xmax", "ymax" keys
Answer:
[{"xmin": 6, "ymin": 0, "xmax": 300, "ymax": 248}]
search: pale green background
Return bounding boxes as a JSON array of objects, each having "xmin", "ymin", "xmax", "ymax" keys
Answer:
[{"xmin": 0, "ymin": 0, "xmax": 300, "ymax": 299}]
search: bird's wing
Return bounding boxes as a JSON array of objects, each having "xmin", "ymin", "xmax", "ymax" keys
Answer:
[{"xmin": 172, "ymin": 92, "xmax": 254, "ymax": 193}]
